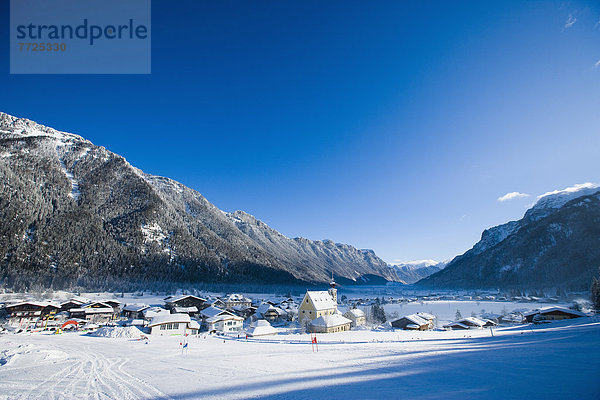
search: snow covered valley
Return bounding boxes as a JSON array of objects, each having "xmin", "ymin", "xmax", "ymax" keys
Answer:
[{"xmin": 1, "ymin": 317, "xmax": 599, "ymax": 399}]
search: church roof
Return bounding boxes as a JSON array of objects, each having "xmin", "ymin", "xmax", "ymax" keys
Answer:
[{"xmin": 305, "ymin": 291, "xmax": 336, "ymax": 311}]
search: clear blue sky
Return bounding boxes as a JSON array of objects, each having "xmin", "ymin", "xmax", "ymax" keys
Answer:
[{"xmin": 1, "ymin": 1, "xmax": 599, "ymax": 263}]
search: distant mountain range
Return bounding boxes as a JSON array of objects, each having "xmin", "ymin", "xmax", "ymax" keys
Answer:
[
  {"xmin": 388, "ymin": 260, "xmax": 446, "ymax": 284},
  {"xmin": 0, "ymin": 112, "xmax": 403, "ymax": 290},
  {"xmin": 418, "ymin": 184, "xmax": 600, "ymax": 290}
]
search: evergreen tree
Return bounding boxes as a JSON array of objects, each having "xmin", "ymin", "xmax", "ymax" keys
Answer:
[
  {"xmin": 455, "ymin": 309, "xmax": 462, "ymax": 320},
  {"xmin": 591, "ymin": 268, "xmax": 600, "ymax": 311}
]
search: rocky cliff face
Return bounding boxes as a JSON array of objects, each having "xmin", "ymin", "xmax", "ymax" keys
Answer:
[
  {"xmin": 0, "ymin": 112, "xmax": 399, "ymax": 290},
  {"xmin": 418, "ymin": 186, "xmax": 600, "ymax": 289}
]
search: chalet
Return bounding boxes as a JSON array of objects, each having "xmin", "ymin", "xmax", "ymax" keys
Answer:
[
  {"xmin": 256, "ymin": 303, "xmax": 287, "ymax": 323},
  {"xmin": 223, "ymin": 294, "xmax": 253, "ymax": 309},
  {"xmin": 391, "ymin": 314, "xmax": 433, "ymax": 330},
  {"xmin": 309, "ymin": 313, "xmax": 352, "ymax": 333},
  {"xmin": 59, "ymin": 296, "xmax": 89, "ymax": 312},
  {"xmin": 122, "ymin": 304, "xmax": 149, "ymax": 319},
  {"xmin": 206, "ymin": 299, "xmax": 226, "ymax": 309},
  {"xmin": 443, "ymin": 317, "xmax": 493, "ymax": 330},
  {"xmin": 103, "ymin": 300, "xmax": 121, "ymax": 312},
  {"xmin": 148, "ymin": 314, "xmax": 200, "ymax": 336},
  {"xmin": 164, "ymin": 295, "xmax": 207, "ymax": 312},
  {"xmin": 69, "ymin": 302, "xmax": 117, "ymax": 323},
  {"xmin": 343, "ymin": 308, "xmax": 366, "ymax": 328},
  {"xmin": 5, "ymin": 301, "xmax": 60, "ymax": 322},
  {"xmin": 206, "ymin": 311, "xmax": 244, "ymax": 333},
  {"xmin": 245, "ymin": 319, "xmax": 278, "ymax": 337},
  {"xmin": 524, "ymin": 307, "xmax": 586, "ymax": 323},
  {"xmin": 298, "ymin": 283, "xmax": 338, "ymax": 325}
]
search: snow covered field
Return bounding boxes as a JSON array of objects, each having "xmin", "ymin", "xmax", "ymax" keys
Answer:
[{"xmin": 1, "ymin": 317, "xmax": 599, "ymax": 400}]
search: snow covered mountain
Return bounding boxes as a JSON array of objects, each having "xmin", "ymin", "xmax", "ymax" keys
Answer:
[
  {"xmin": 0, "ymin": 112, "xmax": 400, "ymax": 290},
  {"xmin": 419, "ymin": 184, "xmax": 600, "ymax": 289},
  {"xmin": 388, "ymin": 260, "xmax": 445, "ymax": 284}
]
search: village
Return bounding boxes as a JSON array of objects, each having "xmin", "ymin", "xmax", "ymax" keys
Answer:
[{"xmin": 0, "ymin": 280, "xmax": 589, "ymax": 339}]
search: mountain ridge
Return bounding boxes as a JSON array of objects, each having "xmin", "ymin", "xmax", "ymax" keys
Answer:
[{"xmin": 0, "ymin": 112, "xmax": 400, "ymax": 290}]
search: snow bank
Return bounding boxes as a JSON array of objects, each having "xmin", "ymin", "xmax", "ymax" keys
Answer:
[{"xmin": 90, "ymin": 326, "xmax": 145, "ymax": 339}]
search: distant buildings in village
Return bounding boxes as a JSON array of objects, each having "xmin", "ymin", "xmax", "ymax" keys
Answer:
[{"xmin": 0, "ymin": 289, "xmax": 589, "ymax": 337}]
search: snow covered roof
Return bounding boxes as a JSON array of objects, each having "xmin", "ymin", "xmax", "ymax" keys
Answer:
[
  {"xmin": 148, "ymin": 313, "xmax": 191, "ymax": 327},
  {"xmin": 523, "ymin": 307, "xmax": 586, "ymax": 317},
  {"xmin": 164, "ymin": 295, "xmax": 207, "ymax": 304},
  {"xmin": 459, "ymin": 317, "xmax": 486, "ymax": 327},
  {"xmin": 443, "ymin": 322, "xmax": 469, "ymax": 329},
  {"xmin": 310, "ymin": 314, "xmax": 352, "ymax": 328},
  {"xmin": 70, "ymin": 307, "xmax": 114, "ymax": 314},
  {"xmin": 6, "ymin": 301, "xmax": 60, "ymax": 309},
  {"xmin": 200, "ymin": 306, "xmax": 226, "ymax": 319},
  {"xmin": 402, "ymin": 314, "xmax": 429, "ymax": 326},
  {"xmin": 246, "ymin": 320, "xmax": 278, "ymax": 337},
  {"xmin": 416, "ymin": 312, "xmax": 435, "ymax": 321},
  {"xmin": 173, "ymin": 306, "xmax": 198, "ymax": 313},
  {"xmin": 256, "ymin": 303, "xmax": 286, "ymax": 316},
  {"xmin": 304, "ymin": 291, "xmax": 336, "ymax": 311},
  {"xmin": 143, "ymin": 307, "xmax": 170, "ymax": 319},
  {"xmin": 345, "ymin": 309, "xmax": 366, "ymax": 318},
  {"xmin": 224, "ymin": 294, "xmax": 252, "ymax": 303},
  {"xmin": 123, "ymin": 304, "xmax": 149, "ymax": 312},
  {"xmin": 206, "ymin": 313, "xmax": 243, "ymax": 323},
  {"xmin": 188, "ymin": 320, "xmax": 200, "ymax": 330}
]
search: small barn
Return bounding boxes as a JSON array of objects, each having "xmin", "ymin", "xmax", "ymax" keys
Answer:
[
  {"xmin": 122, "ymin": 304, "xmax": 149, "ymax": 319},
  {"xmin": 245, "ymin": 319, "xmax": 278, "ymax": 337},
  {"xmin": 309, "ymin": 313, "xmax": 352, "ymax": 333},
  {"xmin": 343, "ymin": 308, "xmax": 366, "ymax": 328},
  {"xmin": 524, "ymin": 307, "xmax": 586, "ymax": 323},
  {"xmin": 391, "ymin": 314, "xmax": 432, "ymax": 331},
  {"xmin": 148, "ymin": 314, "xmax": 200, "ymax": 336}
]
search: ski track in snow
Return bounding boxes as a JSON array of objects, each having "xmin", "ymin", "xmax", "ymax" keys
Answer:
[{"xmin": 3, "ymin": 342, "xmax": 170, "ymax": 400}]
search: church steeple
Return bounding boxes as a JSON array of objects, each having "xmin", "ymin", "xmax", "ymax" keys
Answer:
[{"xmin": 328, "ymin": 273, "xmax": 338, "ymax": 304}]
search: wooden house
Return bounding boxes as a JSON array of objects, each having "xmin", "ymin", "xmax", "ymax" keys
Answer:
[
  {"xmin": 524, "ymin": 307, "xmax": 585, "ymax": 323},
  {"xmin": 164, "ymin": 295, "xmax": 207, "ymax": 312},
  {"xmin": 391, "ymin": 314, "xmax": 432, "ymax": 330},
  {"xmin": 6, "ymin": 301, "xmax": 60, "ymax": 320},
  {"xmin": 256, "ymin": 303, "xmax": 287, "ymax": 323},
  {"xmin": 122, "ymin": 304, "xmax": 149, "ymax": 319}
]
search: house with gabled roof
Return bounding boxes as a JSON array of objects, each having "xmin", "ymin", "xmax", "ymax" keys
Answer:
[
  {"xmin": 309, "ymin": 313, "xmax": 352, "ymax": 333},
  {"xmin": 206, "ymin": 311, "xmax": 244, "ymax": 333},
  {"xmin": 164, "ymin": 295, "xmax": 207, "ymax": 312},
  {"xmin": 524, "ymin": 307, "xmax": 586, "ymax": 323},
  {"xmin": 148, "ymin": 313, "xmax": 200, "ymax": 336},
  {"xmin": 343, "ymin": 308, "xmax": 366, "ymax": 327},
  {"xmin": 391, "ymin": 314, "xmax": 432, "ymax": 330}
]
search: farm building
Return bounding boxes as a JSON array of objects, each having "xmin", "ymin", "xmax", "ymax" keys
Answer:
[
  {"xmin": 309, "ymin": 313, "xmax": 352, "ymax": 333},
  {"xmin": 148, "ymin": 313, "xmax": 200, "ymax": 336},
  {"xmin": 122, "ymin": 304, "xmax": 149, "ymax": 319},
  {"xmin": 343, "ymin": 308, "xmax": 366, "ymax": 328},
  {"xmin": 164, "ymin": 295, "xmax": 207, "ymax": 312},
  {"xmin": 391, "ymin": 314, "xmax": 433, "ymax": 331},
  {"xmin": 524, "ymin": 307, "xmax": 586, "ymax": 323},
  {"xmin": 245, "ymin": 319, "xmax": 278, "ymax": 337},
  {"xmin": 256, "ymin": 303, "xmax": 287, "ymax": 323},
  {"xmin": 443, "ymin": 317, "xmax": 494, "ymax": 330}
]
